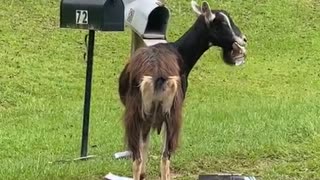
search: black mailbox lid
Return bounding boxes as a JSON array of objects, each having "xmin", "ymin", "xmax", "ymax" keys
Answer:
[
  {"xmin": 60, "ymin": 0, "xmax": 124, "ymax": 31},
  {"xmin": 102, "ymin": 0, "xmax": 124, "ymax": 31}
]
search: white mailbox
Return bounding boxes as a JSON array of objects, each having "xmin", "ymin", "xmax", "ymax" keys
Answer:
[
  {"xmin": 122, "ymin": 0, "xmax": 170, "ymax": 55},
  {"xmin": 123, "ymin": 0, "xmax": 169, "ymax": 39}
]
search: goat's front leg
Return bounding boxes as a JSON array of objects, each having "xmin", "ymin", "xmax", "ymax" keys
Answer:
[{"xmin": 160, "ymin": 122, "xmax": 171, "ymax": 180}]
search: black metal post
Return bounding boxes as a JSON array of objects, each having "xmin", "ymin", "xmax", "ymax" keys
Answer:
[{"xmin": 80, "ymin": 30, "xmax": 95, "ymax": 159}]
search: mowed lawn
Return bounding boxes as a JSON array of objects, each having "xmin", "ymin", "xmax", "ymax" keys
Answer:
[{"xmin": 1, "ymin": 0, "xmax": 320, "ymax": 179}]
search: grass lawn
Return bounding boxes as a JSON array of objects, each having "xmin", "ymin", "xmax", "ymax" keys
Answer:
[{"xmin": 1, "ymin": 0, "xmax": 320, "ymax": 179}]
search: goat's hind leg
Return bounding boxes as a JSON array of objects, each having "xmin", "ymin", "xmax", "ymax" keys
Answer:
[
  {"xmin": 160, "ymin": 107, "xmax": 182, "ymax": 180},
  {"xmin": 124, "ymin": 106, "xmax": 144, "ymax": 180},
  {"xmin": 131, "ymin": 125, "xmax": 151, "ymax": 180},
  {"xmin": 140, "ymin": 123, "xmax": 151, "ymax": 179},
  {"xmin": 132, "ymin": 132, "xmax": 142, "ymax": 180},
  {"xmin": 160, "ymin": 121, "xmax": 171, "ymax": 180}
]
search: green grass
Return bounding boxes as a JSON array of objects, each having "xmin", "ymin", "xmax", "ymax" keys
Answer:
[{"xmin": 1, "ymin": 0, "xmax": 320, "ymax": 179}]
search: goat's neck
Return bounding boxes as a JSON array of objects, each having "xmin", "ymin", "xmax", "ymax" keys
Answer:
[{"xmin": 173, "ymin": 16, "xmax": 210, "ymax": 76}]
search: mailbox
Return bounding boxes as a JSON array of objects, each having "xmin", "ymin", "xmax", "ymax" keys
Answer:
[
  {"xmin": 59, "ymin": 0, "xmax": 126, "ymax": 160},
  {"xmin": 123, "ymin": 0, "xmax": 169, "ymax": 39},
  {"xmin": 122, "ymin": 0, "xmax": 170, "ymax": 56},
  {"xmin": 60, "ymin": 0, "xmax": 125, "ymax": 31}
]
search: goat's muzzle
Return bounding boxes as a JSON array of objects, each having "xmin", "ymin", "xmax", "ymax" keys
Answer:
[
  {"xmin": 231, "ymin": 41, "xmax": 247, "ymax": 66},
  {"xmin": 222, "ymin": 36, "xmax": 247, "ymax": 66}
]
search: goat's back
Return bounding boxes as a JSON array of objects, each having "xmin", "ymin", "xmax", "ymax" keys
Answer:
[
  {"xmin": 127, "ymin": 43, "xmax": 182, "ymax": 82},
  {"xmin": 128, "ymin": 44, "xmax": 183, "ymax": 118}
]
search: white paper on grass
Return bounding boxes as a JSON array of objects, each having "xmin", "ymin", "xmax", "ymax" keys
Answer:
[
  {"xmin": 104, "ymin": 172, "xmax": 133, "ymax": 180},
  {"xmin": 114, "ymin": 151, "xmax": 132, "ymax": 159}
]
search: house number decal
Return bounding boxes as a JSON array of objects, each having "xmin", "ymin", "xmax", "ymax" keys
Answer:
[
  {"xmin": 127, "ymin": 8, "xmax": 135, "ymax": 23},
  {"xmin": 76, "ymin": 10, "xmax": 88, "ymax": 25}
]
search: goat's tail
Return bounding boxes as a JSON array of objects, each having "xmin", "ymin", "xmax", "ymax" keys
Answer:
[
  {"xmin": 140, "ymin": 76, "xmax": 179, "ymax": 94},
  {"xmin": 139, "ymin": 75, "xmax": 180, "ymax": 118}
]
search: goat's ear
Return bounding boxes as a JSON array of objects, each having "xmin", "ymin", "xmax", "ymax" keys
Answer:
[
  {"xmin": 191, "ymin": 1, "xmax": 202, "ymax": 16},
  {"xmin": 201, "ymin": 1, "xmax": 215, "ymax": 22}
]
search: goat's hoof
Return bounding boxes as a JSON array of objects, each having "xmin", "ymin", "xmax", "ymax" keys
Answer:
[
  {"xmin": 160, "ymin": 177, "xmax": 170, "ymax": 180},
  {"xmin": 140, "ymin": 173, "xmax": 146, "ymax": 180},
  {"xmin": 160, "ymin": 174, "xmax": 170, "ymax": 180}
]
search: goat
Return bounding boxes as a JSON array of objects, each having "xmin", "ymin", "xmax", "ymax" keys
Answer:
[{"xmin": 118, "ymin": 1, "xmax": 247, "ymax": 180}]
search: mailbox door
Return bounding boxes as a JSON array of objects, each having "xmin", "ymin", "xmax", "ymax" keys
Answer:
[{"xmin": 102, "ymin": 0, "xmax": 124, "ymax": 31}]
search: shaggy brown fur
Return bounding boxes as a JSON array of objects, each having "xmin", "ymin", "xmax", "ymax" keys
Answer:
[{"xmin": 119, "ymin": 44, "xmax": 185, "ymax": 180}]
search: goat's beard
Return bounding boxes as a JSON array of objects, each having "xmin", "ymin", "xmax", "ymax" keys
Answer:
[{"xmin": 221, "ymin": 46, "xmax": 246, "ymax": 66}]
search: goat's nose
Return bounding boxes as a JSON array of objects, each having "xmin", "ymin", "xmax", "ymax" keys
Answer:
[{"xmin": 242, "ymin": 35, "xmax": 247, "ymax": 44}]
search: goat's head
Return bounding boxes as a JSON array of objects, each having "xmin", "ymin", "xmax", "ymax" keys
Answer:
[{"xmin": 191, "ymin": 1, "xmax": 247, "ymax": 66}]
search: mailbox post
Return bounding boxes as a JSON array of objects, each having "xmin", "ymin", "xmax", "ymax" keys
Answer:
[{"xmin": 60, "ymin": 0, "xmax": 124, "ymax": 160}]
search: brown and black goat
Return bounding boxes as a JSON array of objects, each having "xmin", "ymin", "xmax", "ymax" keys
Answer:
[
  {"xmin": 119, "ymin": 44, "xmax": 184, "ymax": 180},
  {"xmin": 118, "ymin": 1, "xmax": 247, "ymax": 179}
]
